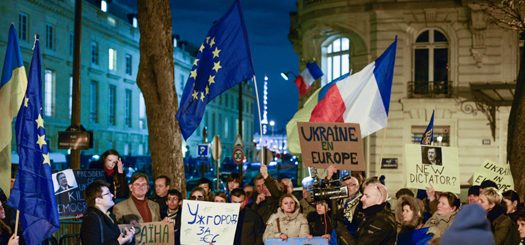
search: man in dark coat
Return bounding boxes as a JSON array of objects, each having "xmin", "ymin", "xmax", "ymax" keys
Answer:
[
  {"xmin": 80, "ymin": 180, "xmax": 135, "ymax": 245},
  {"xmin": 254, "ymin": 164, "xmax": 285, "ymax": 224},
  {"xmin": 346, "ymin": 181, "xmax": 396, "ymax": 245},
  {"xmin": 231, "ymin": 188, "xmax": 264, "ymax": 245}
]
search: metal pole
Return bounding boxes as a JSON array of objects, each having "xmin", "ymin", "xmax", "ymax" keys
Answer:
[
  {"xmin": 238, "ymin": 83, "xmax": 243, "ymax": 180},
  {"xmin": 70, "ymin": 0, "xmax": 82, "ymax": 169}
]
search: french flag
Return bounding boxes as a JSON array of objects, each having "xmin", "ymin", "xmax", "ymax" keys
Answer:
[
  {"xmin": 295, "ymin": 61, "xmax": 323, "ymax": 96},
  {"xmin": 310, "ymin": 38, "xmax": 397, "ymax": 137}
]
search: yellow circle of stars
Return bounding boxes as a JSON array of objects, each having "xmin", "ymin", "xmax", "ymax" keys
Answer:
[{"xmin": 190, "ymin": 36, "xmax": 222, "ymax": 102}]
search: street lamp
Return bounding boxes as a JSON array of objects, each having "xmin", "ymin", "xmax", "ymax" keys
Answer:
[{"xmin": 280, "ymin": 71, "xmax": 296, "ymax": 81}]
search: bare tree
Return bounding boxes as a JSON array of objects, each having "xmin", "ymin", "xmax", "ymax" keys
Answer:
[
  {"xmin": 137, "ymin": 0, "xmax": 185, "ymax": 193},
  {"xmin": 479, "ymin": 0, "xmax": 525, "ymax": 199}
]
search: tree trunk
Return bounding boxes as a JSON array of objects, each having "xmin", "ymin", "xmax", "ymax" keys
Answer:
[
  {"xmin": 137, "ymin": 0, "xmax": 186, "ymax": 193},
  {"xmin": 508, "ymin": 32, "xmax": 525, "ymax": 201}
]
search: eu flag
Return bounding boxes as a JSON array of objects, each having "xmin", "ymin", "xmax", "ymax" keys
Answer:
[
  {"xmin": 176, "ymin": 0, "xmax": 255, "ymax": 140},
  {"xmin": 7, "ymin": 37, "xmax": 59, "ymax": 245},
  {"xmin": 420, "ymin": 110, "xmax": 434, "ymax": 145}
]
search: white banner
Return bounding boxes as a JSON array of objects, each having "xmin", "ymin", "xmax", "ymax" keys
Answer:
[
  {"xmin": 180, "ymin": 200, "xmax": 240, "ymax": 245},
  {"xmin": 472, "ymin": 160, "xmax": 514, "ymax": 192},
  {"xmin": 405, "ymin": 144, "xmax": 460, "ymax": 194}
]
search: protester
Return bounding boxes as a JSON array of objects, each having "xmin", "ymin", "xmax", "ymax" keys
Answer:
[
  {"xmin": 440, "ymin": 204, "xmax": 495, "ymax": 245},
  {"xmin": 478, "ymin": 187, "xmax": 521, "ymax": 245},
  {"xmin": 299, "ymin": 177, "xmax": 315, "ymax": 216},
  {"xmin": 197, "ymin": 178, "xmax": 214, "ymax": 201},
  {"xmin": 214, "ymin": 192, "xmax": 228, "ymax": 202},
  {"xmin": 243, "ymin": 184, "xmax": 256, "ymax": 208},
  {"xmin": 0, "ymin": 200, "xmax": 18, "ymax": 245},
  {"xmin": 502, "ymin": 190, "xmax": 523, "ymax": 222},
  {"xmin": 163, "ymin": 189, "xmax": 183, "ymax": 245},
  {"xmin": 113, "ymin": 172, "xmax": 161, "ymax": 224},
  {"xmin": 152, "ymin": 175, "xmax": 171, "ymax": 219},
  {"xmin": 467, "ymin": 185, "xmax": 481, "ymax": 204},
  {"xmin": 395, "ymin": 195, "xmax": 432, "ymax": 245},
  {"xmin": 189, "ymin": 187, "xmax": 206, "ymax": 201},
  {"xmin": 516, "ymin": 210, "xmax": 525, "ymax": 244},
  {"xmin": 423, "ymin": 192, "xmax": 459, "ymax": 239},
  {"xmin": 307, "ymin": 200, "xmax": 333, "ymax": 240},
  {"xmin": 80, "ymin": 180, "xmax": 135, "ymax": 245},
  {"xmin": 280, "ymin": 178, "xmax": 293, "ymax": 194},
  {"xmin": 226, "ymin": 174, "xmax": 241, "ymax": 194},
  {"xmin": 231, "ymin": 188, "xmax": 264, "ymax": 245},
  {"xmin": 255, "ymin": 164, "xmax": 284, "ymax": 223},
  {"xmin": 480, "ymin": 180, "xmax": 498, "ymax": 190},
  {"xmin": 99, "ymin": 149, "xmax": 129, "ymax": 199},
  {"xmin": 348, "ymin": 181, "xmax": 396, "ymax": 244},
  {"xmin": 263, "ymin": 193, "xmax": 311, "ymax": 241}
]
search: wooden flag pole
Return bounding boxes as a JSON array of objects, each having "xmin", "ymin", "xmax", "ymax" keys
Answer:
[{"xmin": 14, "ymin": 210, "xmax": 19, "ymax": 235}]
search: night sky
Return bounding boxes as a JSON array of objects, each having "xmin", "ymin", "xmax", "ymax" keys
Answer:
[{"xmin": 170, "ymin": 0, "xmax": 299, "ymax": 134}]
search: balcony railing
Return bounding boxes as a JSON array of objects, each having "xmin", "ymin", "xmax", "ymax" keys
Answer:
[{"xmin": 408, "ymin": 81, "xmax": 453, "ymax": 98}]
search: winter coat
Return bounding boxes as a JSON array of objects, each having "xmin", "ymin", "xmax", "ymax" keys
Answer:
[
  {"xmin": 488, "ymin": 205, "xmax": 521, "ymax": 245},
  {"xmin": 351, "ymin": 203, "xmax": 397, "ymax": 245},
  {"xmin": 80, "ymin": 207, "xmax": 133, "ymax": 245},
  {"xmin": 307, "ymin": 211, "xmax": 334, "ymax": 236},
  {"xmin": 263, "ymin": 207, "xmax": 310, "ymax": 241},
  {"xmin": 422, "ymin": 210, "xmax": 456, "ymax": 239}
]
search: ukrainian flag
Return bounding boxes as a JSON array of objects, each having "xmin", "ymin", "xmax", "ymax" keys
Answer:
[
  {"xmin": 0, "ymin": 24, "xmax": 27, "ymax": 151},
  {"xmin": 0, "ymin": 25, "xmax": 28, "ymax": 194}
]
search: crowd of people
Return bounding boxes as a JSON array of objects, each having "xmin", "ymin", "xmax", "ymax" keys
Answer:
[{"xmin": 1, "ymin": 149, "xmax": 525, "ymax": 245}]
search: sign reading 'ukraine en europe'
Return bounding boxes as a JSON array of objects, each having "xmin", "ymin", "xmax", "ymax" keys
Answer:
[{"xmin": 298, "ymin": 122, "xmax": 365, "ymax": 171}]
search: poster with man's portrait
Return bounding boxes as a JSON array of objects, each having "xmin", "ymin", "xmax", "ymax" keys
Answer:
[
  {"xmin": 405, "ymin": 144, "xmax": 460, "ymax": 193},
  {"xmin": 52, "ymin": 169, "xmax": 78, "ymax": 195}
]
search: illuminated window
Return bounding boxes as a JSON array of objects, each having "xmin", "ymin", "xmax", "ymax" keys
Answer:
[
  {"xmin": 44, "ymin": 69, "xmax": 55, "ymax": 116},
  {"xmin": 109, "ymin": 48, "xmax": 117, "ymax": 71},
  {"xmin": 322, "ymin": 37, "xmax": 350, "ymax": 85}
]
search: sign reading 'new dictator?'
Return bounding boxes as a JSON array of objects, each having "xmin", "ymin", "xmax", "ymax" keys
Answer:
[{"xmin": 298, "ymin": 122, "xmax": 365, "ymax": 171}]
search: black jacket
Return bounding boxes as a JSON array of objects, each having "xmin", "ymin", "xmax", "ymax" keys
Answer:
[
  {"xmin": 234, "ymin": 207, "xmax": 264, "ymax": 245},
  {"xmin": 351, "ymin": 203, "xmax": 396, "ymax": 245},
  {"xmin": 307, "ymin": 212, "xmax": 334, "ymax": 236},
  {"xmin": 254, "ymin": 176, "xmax": 284, "ymax": 224},
  {"xmin": 81, "ymin": 207, "xmax": 131, "ymax": 245}
]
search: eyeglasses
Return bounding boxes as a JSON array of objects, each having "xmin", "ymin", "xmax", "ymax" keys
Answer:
[
  {"xmin": 190, "ymin": 195, "xmax": 205, "ymax": 200},
  {"xmin": 99, "ymin": 192, "xmax": 113, "ymax": 198}
]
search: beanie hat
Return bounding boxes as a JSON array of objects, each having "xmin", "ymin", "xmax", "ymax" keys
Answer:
[
  {"xmin": 468, "ymin": 185, "xmax": 480, "ymax": 196},
  {"xmin": 440, "ymin": 204, "xmax": 495, "ymax": 245}
]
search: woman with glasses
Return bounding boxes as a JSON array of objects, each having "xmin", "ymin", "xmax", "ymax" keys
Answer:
[
  {"xmin": 422, "ymin": 192, "xmax": 459, "ymax": 240},
  {"xmin": 81, "ymin": 180, "xmax": 135, "ymax": 245},
  {"xmin": 189, "ymin": 187, "xmax": 207, "ymax": 201},
  {"xmin": 263, "ymin": 193, "xmax": 311, "ymax": 242}
]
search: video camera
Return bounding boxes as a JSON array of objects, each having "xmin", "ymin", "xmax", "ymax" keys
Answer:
[{"xmin": 311, "ymin": 178, "xmax": 349, "ymax": 202}]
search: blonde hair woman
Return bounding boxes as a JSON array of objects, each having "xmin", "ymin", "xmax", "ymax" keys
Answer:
[
  {"xmin": 479, "ymin": 187, "xmax": 520, "ymax": 245},
  {"xmin": 263, "ymin": 193, "xmax": 311, "ymax": 241}
]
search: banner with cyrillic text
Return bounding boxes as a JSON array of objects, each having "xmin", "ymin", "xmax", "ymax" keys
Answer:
[
  {"xmin": 472, "ymin": 160, "xmax": 514, "ymax": 192},
  {"xmin": 297, "ymin": 122, "xmax": 365, "ymax": 171},
  {"xmin": 405, "ymin": 144, "xmax": 460, "ymax": 194},
  {"xmin": 119, "ymin": 222, "xmax": 174, "ymax": 245},
  {"xmin": 180, "ymin": 200, "xmax": 240, "ymax": 245}
]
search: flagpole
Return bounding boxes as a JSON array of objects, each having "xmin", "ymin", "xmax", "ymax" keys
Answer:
[
  {"xmin": 374, "ymin": 128, "xmax": 388, "ymax": 179},
  {"xmin": 252, "ymin": 75, "xmax": 266, "ymax": 165},
  {"xmin": 14, "ymin": 210, "xmax": 19, "ymax": 235}
]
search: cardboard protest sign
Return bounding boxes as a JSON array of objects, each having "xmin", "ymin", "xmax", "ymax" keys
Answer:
[
  {"xmin": 180, "ymin": 200, "xmax": 240, "ymax": 245},
  {"xmin": 55, "ymin": 169, "xmax": 105, "ymax": 217},
  {"xmin": 119, "ymin": 222, "xmax": 174, "ymax": 245},
  {"xmin": 265, "ymin": 237, "xmax": 328, "ymax": 245},
  {"xmin": 297, "ymin": 122, "xmax": 365, "ymax": 171},
  {"xmin": 405, "ymin": 144, "xmax": 460, "ymax": 194},
  {"xmin": 472, "ymin": 160, "xmax": 514, "ymax": 192}
]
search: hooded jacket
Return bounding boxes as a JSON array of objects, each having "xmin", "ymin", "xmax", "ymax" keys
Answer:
[{"xmin": 440, "ymin": 204, "xmax": 495, "ymax": 245}]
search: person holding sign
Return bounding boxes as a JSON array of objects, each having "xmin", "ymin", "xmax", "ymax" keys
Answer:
[
  {"xmin": 422, "ymin": 192, "xmax": 459, "ymax": 240},
  {"xmin": 80, "ymin": 180, "xmax": 135, "ymax": 245},
  {"xmin": 478, "ymin": 187, "xmax": 521, "ymax": 245},
  {"xmin": 263, "ymin": 194, "xmax": 311, "ymax": 241}
]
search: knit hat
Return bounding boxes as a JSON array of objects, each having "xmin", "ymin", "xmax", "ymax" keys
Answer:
[{"xmin": 440, "ymin": 204, "xmax": 495, "ymax": 245}]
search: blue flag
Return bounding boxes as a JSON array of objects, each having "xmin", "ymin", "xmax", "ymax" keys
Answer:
[
  {"xmin": 420, "ymin": 110, "xmax": 434, "ymax": 145},
  {"xmin": 7, "ymin": 37, "xmax": 59, "ymax": 245},
  {"xmin": 176, "ymin": 0, "xmax": 255, "ymax": 140}
]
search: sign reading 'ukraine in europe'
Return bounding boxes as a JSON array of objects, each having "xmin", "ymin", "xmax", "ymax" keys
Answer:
[{"xmin": 176, "ymin": 0, "xmax": 254, "ymax": 140}]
